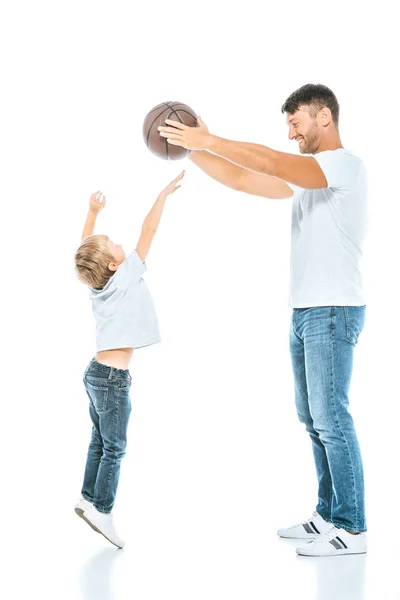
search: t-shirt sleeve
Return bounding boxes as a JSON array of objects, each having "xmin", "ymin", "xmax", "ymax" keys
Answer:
[
  {"xmin": 314, "ymin": 150, "xmax": 362, "ymax": 190},
  {"xmin": 119, "ymin": 250, "xmax": 147, "ymax": 283}
]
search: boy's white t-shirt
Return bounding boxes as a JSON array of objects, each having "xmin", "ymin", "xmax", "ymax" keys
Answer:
[
  {"xmin": 89, "ymin": 250, "xmax": 161, "ymax": 352},
  {"xmin": 289, "ymin": 148, "xmax": 368, "ymax": 308}
]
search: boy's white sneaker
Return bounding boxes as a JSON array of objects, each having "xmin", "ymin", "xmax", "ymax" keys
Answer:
[
  {"xmin": 296, "ymin": 526, "xmax": 367, "ymax": 556},
  {"xmin": 83, "ymin": 505, "xmax": 125, "ymax": 549},
  {"xmin": 74, "ymin": 497, "xmax": 93, "ymax": 518},
  {"xmin": 278, "ymin": 511, "xmax": 332, "ymax": 539},
  {"xmin": 75, "ymin": 497, "xmax": 100, "ymax": 534}
]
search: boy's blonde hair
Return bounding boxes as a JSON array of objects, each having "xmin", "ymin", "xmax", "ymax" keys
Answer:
[{"xmin": 75, "ymin": 234, "xmax": 115, "ymax": 289}]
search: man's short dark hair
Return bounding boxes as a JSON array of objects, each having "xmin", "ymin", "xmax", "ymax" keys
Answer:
[{"xmin": 281, "ymin": 84, "xmax": 340, "ymax": 125}]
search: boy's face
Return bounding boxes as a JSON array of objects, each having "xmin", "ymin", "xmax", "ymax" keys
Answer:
[{"xmin": 108, "ymin": 239, "xmax": 126, "ymax": 269}]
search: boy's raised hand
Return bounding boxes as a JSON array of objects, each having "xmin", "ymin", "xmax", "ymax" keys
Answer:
[
  {"xmin": 81, "ymin": 192, "xmax": 106, "ymax": 241},
  {"xmin": 89, "ymin": 191, "xmax": 106, "ymax": 214},
  {"xmin": 159, "ymin": 171, "xmax": 185, "ymax": 198}
]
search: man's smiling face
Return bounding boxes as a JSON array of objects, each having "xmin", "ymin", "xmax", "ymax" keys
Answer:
[{"xmin": 286, "ymin": 106, "xmax": 321, "ymax": 155}]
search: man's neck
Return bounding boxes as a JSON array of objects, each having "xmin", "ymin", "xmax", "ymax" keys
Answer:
[{"xmin": 315, "ymin": 135, "xmax": 343, "ymax": 153}]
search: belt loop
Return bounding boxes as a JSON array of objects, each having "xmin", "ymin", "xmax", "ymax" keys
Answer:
[{"xmin": 108, "ymin": 367, "xmax": 114, "ymax": 381}]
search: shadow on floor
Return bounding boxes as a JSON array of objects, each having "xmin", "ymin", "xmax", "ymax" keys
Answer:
[{"xmin": 79, "ymin": 547, "xmax": 122, "ymax": 600}]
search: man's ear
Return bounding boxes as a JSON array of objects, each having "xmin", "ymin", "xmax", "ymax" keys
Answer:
[
  {"xmin": 320, "ymin": 107, "xmax": 332, "ymax": 128},
  {"xmin": 108, "ymin": 262, "xmax": 118, "ymax": 272}
]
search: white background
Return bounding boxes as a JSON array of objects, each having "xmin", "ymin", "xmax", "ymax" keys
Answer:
[{"xmin": 1, "ymin": 1, "xmax": 399, "ymax": 599}]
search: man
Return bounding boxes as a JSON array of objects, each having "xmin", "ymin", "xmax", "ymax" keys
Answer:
[{"xmin": 159, "ymin": 84, "xmax": 368, "ymax": 557}]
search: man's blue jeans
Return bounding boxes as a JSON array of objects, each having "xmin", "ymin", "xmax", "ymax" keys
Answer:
[
  {"xmin": 290, "ymin": 306, "xmax": 366, "ymax": 533},
  {"xmin": 81, "ymin": 359, "xmax": 132, "ymax": 514}
]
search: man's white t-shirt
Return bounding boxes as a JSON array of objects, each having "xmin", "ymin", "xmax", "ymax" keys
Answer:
[{"xmin": 289, "ymin": 148, "xmax": 368, "ymax": 308}]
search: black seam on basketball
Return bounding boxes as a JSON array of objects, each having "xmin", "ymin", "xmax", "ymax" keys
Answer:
[
  {"xmin": 146, "ymin": 104, "xmax": 178, "ymax": 147},
  {"xmin": 163, "ymin": 102, "xmax": 181, "ymax": 108},
  {"xmin": 146, "ymin": 107, "xmax": 168, "ymax": 147},
  {"xmin": 164, "ymin": 102, "xmax": 187, "ymax": 112},
  {"xmin": 147, "ymin": 102, "xmax": 181, "ymax": 117},
  {"xmin": 146, "ymin": 102, "xmax": 195, "ymax": 157},
  {"xmin": 166, "ymin": 108, "xmax": 184, "ymax": 124},
  {"xmin": 165, "ymin": 131, "xmax": 170, "ymax": 160},
  {"xmin": 167, "ymin": 109, "xmax": 197, "ymax": 122},
  {"xmin": 166, "ymin": 106, "xmax": 197, "ymax": 158},
  {"xmin": 166, "ymin": 108, "xmax": 185, "ymax": 159},
  {"xmin": 146, "ymin": 104, "xmax": 165, "ymax": 116}
]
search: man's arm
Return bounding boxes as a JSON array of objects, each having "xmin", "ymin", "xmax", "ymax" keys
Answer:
[
  {"xmin": 81, "ymin": 192, "xmax": 106, "ymax": 240},
  {"xmin": 208, "ymin": 137, "xmax": 327, "ymax": 189},
  {"xmin": 159, "ymin": 118, "xmax": 327, "ymax": 190},
  {"xmin": 189, "ymin": 151, "xmax": 293, "ymax": 199}
]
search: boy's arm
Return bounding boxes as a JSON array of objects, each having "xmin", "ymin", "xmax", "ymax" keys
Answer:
[
  {"xmin": 81, "ymin": 191, "xmax": 106, "ymax": 240},
  {"xmin": 189, "ymin": 151, "xmax": 293, "ymax": 199},
  {"xmin": 136, "ymin": 171, "xmax": 184, "ymax": 262},
  {"xmin": 81, "ymin": 212, "xmax": 97, "ymax": 241}
]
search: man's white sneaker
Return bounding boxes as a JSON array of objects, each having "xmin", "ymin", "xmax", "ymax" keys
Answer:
[
  {"xmin": 278, "ymin": 511, "xmax": 332, "ymax": 539},
  {"xmin": 83, "ymin": 505, "xmax": 125, "ymax": 549},
  {"xmin": 74, "ymin": 497, "xmax": 93, "ymax": 518},
  {"xmin": 296, "ymin": 526, "xmax": 367, "ymax": 556}
]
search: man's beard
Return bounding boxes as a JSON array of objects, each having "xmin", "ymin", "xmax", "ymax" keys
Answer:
[{"xmin": 300, "ymin": 126, "xmax": 319, "ymax": 154}]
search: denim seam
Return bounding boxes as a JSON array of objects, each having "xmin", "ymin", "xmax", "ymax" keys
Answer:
[
  {"xmin": 117, "ymin": 382, "xmax": 131, "ymax": 401},
  {"xmin": 330, "ymin": 521, "xmax": 366, "ymax": 533},
  {"xmin": 83, "ymin": 417, "xmax": 102, "ymax": 508},
  {"xmin": 316, "ymin": 511, "xmax": 334, "ymax": 526},
  {"xmin": 86, "ymin": 375, "xmax": 110, "ymax": 383},
  {"xmin": 314, "ymin": 461, "xmax": 333, "ymax": 522},
  {"xmin": 329, "ymin": 307, "xmax": 360, "ymax": 532},
  {"xmin": 343, "ymin": 307, "xmax": 356, "ymax": 345},
  {"xmin": 325, "ymin": 312, "xmax": 335, "ymax": 525},
  {"xmin": 86, "ymin": 384, "xmax": 108, "ymax": 413},
  {"xmin": 291, "ymin": 310, "xmax": 304, "ymax": 344},
  {"xmin": 101, "ymin": 390, "xmax": 119, "ymax": 513},
  {"xmin": 82, "ymin": 493, "xmax": 93, "ymax": 503},
  {"xmin": 294, "ymin": 310, "xmax": 333, "ymax": 521}
]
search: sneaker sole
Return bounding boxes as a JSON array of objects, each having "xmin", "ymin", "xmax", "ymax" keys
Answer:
[
  {"xmin": 75, "ymin": 507, "xmax": 101, "ymax": 534},
  {"xmin": 278, "ymin": 532, "xmax": 318, "ymax": 539},
  {"xmin": 296, "ymin": 548, "xmax": 367, "ymax": 557},
  {"xmin": 81, "ymin": 513, "xmax": 124, "ymax": 549}
]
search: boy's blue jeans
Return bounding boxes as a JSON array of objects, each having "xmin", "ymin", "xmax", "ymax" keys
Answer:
[
  {"xmin": 290, "ymin": 306, "xmax": 367, "ymax": 533},
  {"xmin": 81, "ymin": 359, "xmax": 132, "ymax": 514}
]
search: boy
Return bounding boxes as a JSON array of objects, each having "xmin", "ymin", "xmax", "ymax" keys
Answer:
[{"xmin": 73, "ymin": 171, "xmax": 184, "ymax": 548}]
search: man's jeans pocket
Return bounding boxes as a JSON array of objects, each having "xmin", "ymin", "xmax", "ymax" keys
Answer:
[{"xmin": 343, "ymin": 306, "xmax": 366, "ymax": 346}]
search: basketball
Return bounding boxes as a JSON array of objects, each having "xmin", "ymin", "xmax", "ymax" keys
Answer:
[{"xmin": 143, "ymin": 101, "xmax": 198, "ymax": 160}]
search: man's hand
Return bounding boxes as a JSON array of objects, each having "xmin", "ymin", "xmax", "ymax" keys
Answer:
[
  {"xmin": 89, "ymin": 191, "xmax": 106, "ymax": 214},
  {"xmin": 158, "ymin": 170, "xmax": 185, "ymax": 197},
  {"xmin": 158, "ymin": 117, "xmax": 211, "ymax": 151}
]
